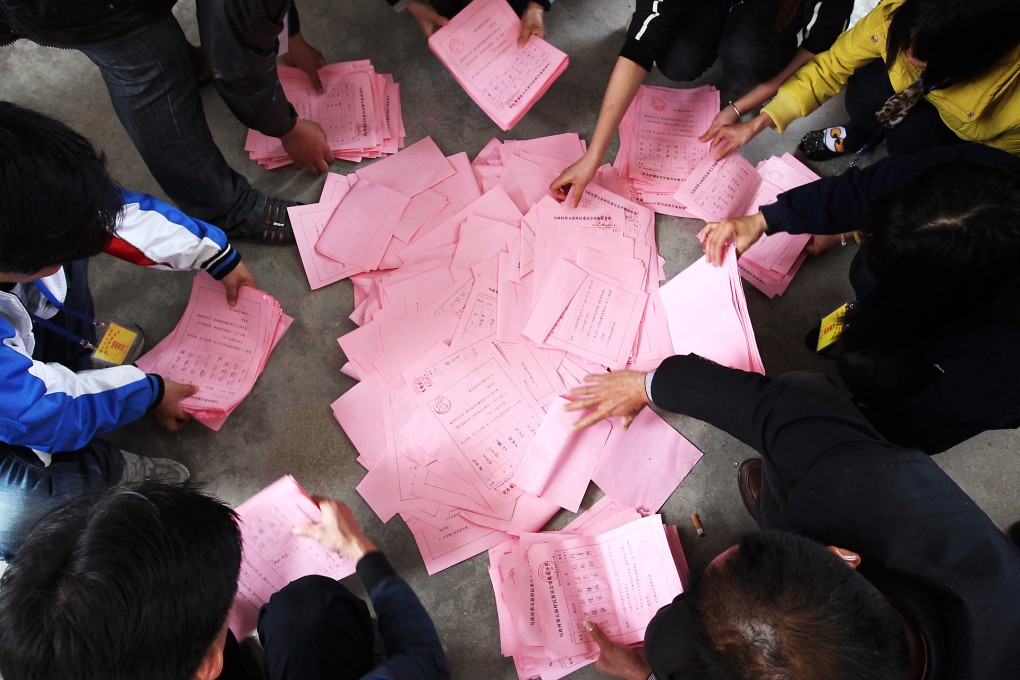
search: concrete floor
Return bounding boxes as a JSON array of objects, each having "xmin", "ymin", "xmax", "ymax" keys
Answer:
[{"xmin": 1, "ymin": 1, "xmax": 1016, "ymax": 677}]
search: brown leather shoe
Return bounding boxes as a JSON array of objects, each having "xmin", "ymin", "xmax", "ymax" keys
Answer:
[{"xmin": 737, "ymin": 458, "xmax": 762, "ymax": 519}]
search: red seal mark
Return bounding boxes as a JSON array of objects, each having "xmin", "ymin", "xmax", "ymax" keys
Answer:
[
  {"xmin": 539, "ymin": 560, "xmax": 558, "ymax": 583},
  {"xmin": 432, "ymin": 396, "xmax": 451, "ymax": 414},
  {"xmin": 651, "ymin": 98, "xmax": 666, "ymax": 112},
  {"xmin": 449, "ymin": 37, "xmax": 465, "ymax": 54},
  {"xmin": 413, "ymin": 376, "xmax": 432, "ymax": 394},
  {"xmin": 767, "ymin": 169, "xmax": 784, "ymax": 183}
]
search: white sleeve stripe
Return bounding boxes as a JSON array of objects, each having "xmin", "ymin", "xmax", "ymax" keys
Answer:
[
  {"xmin": 634, "ymin": 0, "xmax": 661, "ymax": 41},
  {"xmin": 117, "ymin": 202, "xmax": 227, "ymax": 271},
  {"xmin": 26, "ymin": 362, "xmax": 147, "ymax": 398}
]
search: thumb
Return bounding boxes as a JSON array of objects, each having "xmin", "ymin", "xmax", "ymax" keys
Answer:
[
  {"xmin": 293, "ymin": 523, "xmax": 318, "ymax": 539},
  {"xmin": 583, "ymin": 621, "xmax": 609, "ymax": 650},
  {"xmin": 435, "ymin": 15, "xmax": 450, "ymax": 27},
  {"xmin": 182, "ymin": 383, "xmax": 199, "ymax": 398},
  {"xmin": 225, "ymin": 282, "xmax": 239, "ymax": 308},
  {"xmin": 309, "ymin": 68, "xmax": 323, "ymax": 95}
]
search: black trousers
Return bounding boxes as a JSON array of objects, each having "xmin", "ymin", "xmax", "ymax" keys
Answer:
[{"xmin": 844, "ymin": 59, "xmax": 963, "ymax": 156}]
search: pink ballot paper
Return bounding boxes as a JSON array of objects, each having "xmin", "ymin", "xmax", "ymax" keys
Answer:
[
  {"xmin": 135, "ymin": 273, "xmax": 292, "ymax": 430},
  {"xmin": 428, "ymin": 0, "xmax": 568, "ymax": 130},
  {"xmin": 228, "ymin": 476, "xmax": 356, "ymax": 638}
]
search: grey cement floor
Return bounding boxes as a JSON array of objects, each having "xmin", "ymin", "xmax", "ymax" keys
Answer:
[{"xmin": 0, "ymin": 1, "xmax": 1016, "ymax": 678}]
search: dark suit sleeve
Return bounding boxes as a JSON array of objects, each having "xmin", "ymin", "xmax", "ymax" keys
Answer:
[
  {"xmin": 357, "ymin": 552, "xmax": 450, "ymax": 680},
  {"xmin": 759, "ymin": 144, "xmax": 1020, "ymax": 236}
]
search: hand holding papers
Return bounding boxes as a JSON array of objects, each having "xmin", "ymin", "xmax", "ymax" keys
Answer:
[
  {"xmin": 245, "ymin": 62, "xmax": 404, "ymax": 168},
  {"xmin": 136, "ymin": 273, "xmax": 292, "ymax": 430},
  {"xmin": 488, "ymin": 509, "xmax": 687, "ymax": 678},
  {"xmin": 429, "ymin": 0, "xmax": 568, "ymax": 130},
  {"xmin": 229, "ymin": 477, "xmax": 357, "ymax": 638}
]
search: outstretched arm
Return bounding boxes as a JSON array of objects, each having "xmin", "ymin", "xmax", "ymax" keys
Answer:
[{"xmin": 550, "ymin": 57, "xmax": 647, "ymax": 206}]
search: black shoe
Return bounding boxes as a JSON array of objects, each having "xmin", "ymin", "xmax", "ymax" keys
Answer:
[
  {"xmin": 737, "ymin": 459, "xmax": 762, "ymax": 519},
  {"xmin": 237, "ymin": 196, "xmax": 300, "ymax": 245},
  {"xmin": 799, "ymin": 126, "xmax": 853, "ymax": 162}
]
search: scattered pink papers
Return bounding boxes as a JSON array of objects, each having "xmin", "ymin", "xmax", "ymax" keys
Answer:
[
  {"xmin": 136, "ymin": 273, "xmax": 292, "ymax": 430},
  {"xmin": 428, "ymin": 0, "xmax": 568, "ymax": 130},
  {"xmin": 228, "ymin": 476, "xmax": 356, "ymax": 638},
  {"xmin": 673, "ymin": 153, "xmax": 762, "ymax": 223},
  {"xmin": 659, "ymin": 247, "xmax": 765, "ymax": 374},
  {"xmin": 245, "ymin": 61, "xmax": 404, "ymax": 168},
  {"xmin": 319, "ymin": 134, "xmax": 712, "ymax": 583}
]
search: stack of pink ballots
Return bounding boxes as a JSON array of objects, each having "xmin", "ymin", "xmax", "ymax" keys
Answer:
[
  {"xmin": 488, "ymin": 498, "xmax": 688, "ymax": 680},
  {"xmin": 428, "ymin": 0, "xmax": 568, "ymax": 131},
  {"xmin": 300, "ymin": 132, "xmax": 763, "ymax": 578},
  {"xmin": 609, "ymin": 84, "xmax": 720, "ymax": 217},
  {"xmin": 228, "ymin": 476, "xmax": 357, "ymax": 638},
  {"xmin": 674, "ymin": 152, "xmax": 819, "ymax": 298},
  {"xmin": 244, "ymin": 61, "xmax": 405, "ymax": 168},
  {"xmin": 136, "ymin": 273, "xmax": 292, "ymax": 431}
]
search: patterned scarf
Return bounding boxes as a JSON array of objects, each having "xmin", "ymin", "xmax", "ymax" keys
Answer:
[{"xmin": 874, "ymin": 76, "xmax": 927, "ymax": 129}]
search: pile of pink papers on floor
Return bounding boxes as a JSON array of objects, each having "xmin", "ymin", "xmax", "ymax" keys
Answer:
[
  {"xmin": 245, "ymin": 61, "xmax": 404, "ymax": 168},
  {"xmin": 310, "ymin": 132, "xmax": 767, "ymax": 577},
  {"xmin": 428, "ymin": 0, "xmax": 568, "ymax": 130},
  {"xmin": 680, "ymin": 152, "xmax": 820, "ymax": 298},
  {"xmin": 610, "ymin": 84, "xmax": 720, "ymax": 217},
  {"xmin": 136, "ymin": 273, "xmax": 292, "ymax": 431},
  {"xmin": 228, "ymin": 476, "xmax": 356, "ymax": 638},
  {"xmin": 488, "ymin": 498, "xmax": 689, "ymax": 680}
]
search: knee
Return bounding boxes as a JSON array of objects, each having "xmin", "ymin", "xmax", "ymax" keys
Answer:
[
  {"xmin": 719, "ymin": 41, "xmax": 784, "ymax": 85},
  {"xmin": 656, "ymin": 44, "xmax": 716, "ymax": 82}
]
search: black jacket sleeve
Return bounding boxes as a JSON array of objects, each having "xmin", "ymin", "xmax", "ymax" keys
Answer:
[
  {"xmin": 619, "ymin": 0, "xmax": 687, "ymax": 72},
  {"xmin": 759, "ymin": 144, "xmax": 1020, "ymax": 236},
  {"xmin": 196, "ymin": 0, "xmax": 297, "ymax": 138},
  {"xmin": 799, "ymin": 0, "xmax": 853, "ymax": 55}
]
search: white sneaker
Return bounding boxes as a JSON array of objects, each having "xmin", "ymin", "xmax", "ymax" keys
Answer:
[{"xmin": 120, "ymin": 451, "xmax": 190, "ymax": 484}]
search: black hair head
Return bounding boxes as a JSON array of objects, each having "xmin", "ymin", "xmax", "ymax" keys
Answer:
[
  {"xmin": 0, "ymin": 101, "xmax": 121, "ymax": 275},
  {"xmin": 647, "ymin": 531, "xmax": 909, "ymax": 680},
  {"xmin": 887, "ymin": 0, "xmax": 1020, "ymax": 86},
  {"xmin": 0, "ymin": 483, "xmax": 242, "ymax": 680},
  {"xmin": 843, "ymin": 159, "xmax": 1020, "ymax": 355}
]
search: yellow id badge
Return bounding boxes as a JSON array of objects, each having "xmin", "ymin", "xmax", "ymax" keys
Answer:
[
  {"xmin": 92, "ymin": 323, "xmax": 141, "ymax": 366},
  {"xmin": 816, "ymin": 303, "xmax": 849, "ymax": 352}
]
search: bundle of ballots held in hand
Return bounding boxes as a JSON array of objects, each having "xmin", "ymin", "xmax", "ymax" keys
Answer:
[
  {"xmin": 136, "ymin": 273, "xmax": 292, "ymax": 431},
  {"xmin": 489, "ymin": 498, "xmax": 688, "ymax": 680},
  {"xmin": 245, "ymin": 61, "xmax": 405, "ymax": 169},
  {"xmin": 295, "ymin": 132, "xmax": 763, "ymax": 577},
  {"xmin": 428, "ymin": 0, "xmax": 569, "ymax": 131}
]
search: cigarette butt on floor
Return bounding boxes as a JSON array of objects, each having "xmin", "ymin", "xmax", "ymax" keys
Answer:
[{"xmin": 691, "ymin": 513, "xmax": 705, "ymax": 537}]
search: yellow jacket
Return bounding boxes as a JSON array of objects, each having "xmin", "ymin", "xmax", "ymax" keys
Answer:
[{"xmin": 762, "ymin": 0, "xmax": 1020, "ymax": 154}]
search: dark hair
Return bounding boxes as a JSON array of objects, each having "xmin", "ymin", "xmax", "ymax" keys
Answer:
[
  {"xmin": 886, "ymin": 0, "xmax": 1020, "ymax": 87},
  {"xmin": 648, "ymin": 532, "xmax": 909, "ymax": 680},
  {"xmin": 0, "ymin": 483, "xmax": 243, "ymax": 680},
  {"xmin": 0, "ymin": 101, "xmax": 121, "ymax": 275},
  {"xmin": 841, "ymin": 160, "xmax": 1020, "ymax": 355}
]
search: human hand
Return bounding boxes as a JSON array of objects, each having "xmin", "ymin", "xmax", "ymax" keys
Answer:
[
  {"xmin": 282, "ymin": 32, "xmax": 326, "ymax": 93},
  {"xmin": 294, "ymin": 497, "xmax": 378, "ymax": 562},
  {"xmin": 550, "ymin": 154, "xmax": 599, "ymax": 207},
  {"xmin": 804, "ymin": 233, "xmax": 845, "ymax": 257},
  {"xmin": 584, "ymin": 621, "xmax": 652, "ymax": 680},
  {"xmin": 407, "ymin": 0, "xmax": 450, "ymax": 37},
  {"xmin": 219, "ymin": 261, "xmax": 255, "ymax": 308},
  {"xmin": 280, "ymin": 118, "xmax": 334, "ymax": 173},
  {"xmin": 706, "ymin": 120, "xmax": 757, "ymax": 159},
  {"xmin": 702, "ymin": 213, "xmax": 768, "ymax": 265},
  {"xmin": 518, "ymin": 2, "xmax": 546, "ymax": 47},
  {"xmin": 564, "ymin": 371, "xmax": 650, "ymax": 430},
  {"xmin": 153, "ymin": 379, "xmax": 197, "ymax": 432},
  {"xmin": 699, "ymin": 106, "xmax": 741, "ymax": 145}
]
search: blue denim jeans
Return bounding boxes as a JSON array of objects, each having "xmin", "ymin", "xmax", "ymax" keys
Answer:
[
  {"xmin": 75, "ymin": 11, "xmax": 260, "ymax": 235},
  {"xmin": 0, "ymin": 261, "xmax": 124, "ymax": 560}
]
